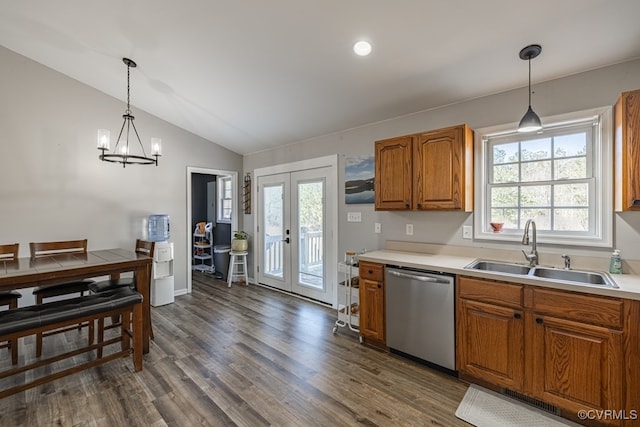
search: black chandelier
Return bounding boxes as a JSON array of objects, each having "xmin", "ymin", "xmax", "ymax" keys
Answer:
[{"xmin": 97, "ymin": 58, "xmax": 161, "ymax": 167}]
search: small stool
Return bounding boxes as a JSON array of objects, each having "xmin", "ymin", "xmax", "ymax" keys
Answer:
[{"xmin": 227, "ymin": 251, "xmax": 248, "ymax": 287}]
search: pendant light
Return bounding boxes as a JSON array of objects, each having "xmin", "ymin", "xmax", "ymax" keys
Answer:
[
  {"xmin": 517, "ymin": 44, "xmax": 542, "ymax": 133},
  {"xmin": 97, "ymin": 58, "xmax": 161, "ymax": 167}
]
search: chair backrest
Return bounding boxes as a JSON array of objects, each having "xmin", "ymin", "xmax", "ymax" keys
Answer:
[
  {"xmin": 29, "ymin": 239, "xmax": 88, "ymax": 259},
  {"xmin": 0, "ymin": 243, "xmax": 19, "ymax": 260},
  {"xmin": 135, "ymin": 239, "xmax": 155, "ymax": 257}
]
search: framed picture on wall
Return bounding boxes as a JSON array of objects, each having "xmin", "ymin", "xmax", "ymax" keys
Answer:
[{"xmin": 345, "ymin": 155, "xmax": 375, "ymax": 204}]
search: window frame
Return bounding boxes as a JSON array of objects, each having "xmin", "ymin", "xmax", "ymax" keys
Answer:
[
  {"xmin": 217, "ymin": 175, "xmax": 233, "ymax": 223},
  {"xmin": 473, "ymin": 106, "xmax": 613, "ymax": 247}
]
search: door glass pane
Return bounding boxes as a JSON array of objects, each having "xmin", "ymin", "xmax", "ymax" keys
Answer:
[
  {"xmin": 263, "ymin": 184, "xmax": 284, "ymax": 279},
  {"xmin": 297, "ymin": 180, "xmax": 323, "ymax": 289}
]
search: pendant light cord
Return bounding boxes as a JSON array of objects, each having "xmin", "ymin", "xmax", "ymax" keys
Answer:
[{"xmin": 528, "ymin": 56, "xmax": 532, "ymax": 106}]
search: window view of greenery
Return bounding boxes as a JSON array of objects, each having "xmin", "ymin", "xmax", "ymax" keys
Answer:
[
  {"xmin": 298, "ymin": 181, "xmax": 324, "ymax": 288},
  {"xmin": 490, "ymin": 129, "xmax": 591, "ymax": 232}
]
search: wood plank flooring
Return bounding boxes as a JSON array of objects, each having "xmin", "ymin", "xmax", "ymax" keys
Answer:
[{"xmin": 0, "ymin": 275, "xmax": 470, "ymax": 426}]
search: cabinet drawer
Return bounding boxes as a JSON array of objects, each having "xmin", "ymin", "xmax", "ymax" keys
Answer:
[
  {"xmin": 531, "ymin": 288, "xmax": 623, "ymax": 329},
  {"xmin": 359, "ymin": 261, "xmax": 384, "ymax": 282},
  {"xmin": 458, "ymin": 276, "xmax": 523, "ymax": 309}
]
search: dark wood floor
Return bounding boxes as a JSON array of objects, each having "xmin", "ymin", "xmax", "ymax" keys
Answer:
[{"xmin": 0, "ymin": 275, "xmax": 470, "ymax": 426}]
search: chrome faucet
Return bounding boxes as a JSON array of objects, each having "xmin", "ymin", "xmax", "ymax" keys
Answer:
[
  {"xmin": 561, "ymin": 254, "xmax": 571, "ymax": 270},
  {"xmin": 521, "ymin": 219, "xmax": 538, "ymax": 267}
]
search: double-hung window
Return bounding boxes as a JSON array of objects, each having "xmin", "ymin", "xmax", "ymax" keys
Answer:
[
  {"xmin": 217, "ymin": 176, "xmax": 233, "ymax": 223},
  {"xmin": 474, "ymin": 107, "xmax": 612, "ymax": 247}
]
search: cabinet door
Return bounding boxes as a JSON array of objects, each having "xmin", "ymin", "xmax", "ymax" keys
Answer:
[
  {"xmin": 615, "ymin": 88, "xmax": 640, "ymax": 211},
  {"xmin": 375, "ymin": 135, "xmax": 413, "ymax": 210},
  {"xmin": 457, "ymin": 298, "xmax": 524, "ymax": 391},
  {"xmin": 530, "ymin": 314, "xmax": 623, "ymax": 418},
  {"xmin": 359, "ymin": 277, "xmax": 385, "ymax": 343},
  {"xmin": 413, "ymin": 124, "xmax": 473, "ymax": 211}
]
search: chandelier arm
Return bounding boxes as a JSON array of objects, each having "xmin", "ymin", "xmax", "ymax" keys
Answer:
[
  {"xmin": 129, "ymin": 119, "xmax": 149, "ymax": 157},
  {"xmin": 113, "ymin": 117, "xmax": 128, "ymax": 153}
]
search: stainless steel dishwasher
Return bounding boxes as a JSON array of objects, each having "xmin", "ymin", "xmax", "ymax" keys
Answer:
[{"xmin": 385, "ymin": 266, "xmax": 455, "ymax": 372}]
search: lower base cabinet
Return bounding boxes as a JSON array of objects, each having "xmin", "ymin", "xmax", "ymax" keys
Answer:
[
  {"xmin": 457, "ymin": 276, "xmax": 640, "ymax": 427},
  {"xmin": 358, "ymin": 261, "xmax": 385, "ymax": 345}
]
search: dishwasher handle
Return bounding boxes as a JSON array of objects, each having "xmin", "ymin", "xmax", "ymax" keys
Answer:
[{"xmin": 387, "ymin": 269, "xmax": 450, "ymax": 284}]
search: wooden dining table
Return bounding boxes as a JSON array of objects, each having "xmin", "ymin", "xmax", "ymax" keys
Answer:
[{"xmin": 0, "ymin": 248, "xmax": 153, "ymax": 353}]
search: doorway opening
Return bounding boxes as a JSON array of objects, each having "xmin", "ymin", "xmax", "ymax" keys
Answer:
[{"xmin": 186, "ymin": 167, "xmax": 238, "ymax": 294}]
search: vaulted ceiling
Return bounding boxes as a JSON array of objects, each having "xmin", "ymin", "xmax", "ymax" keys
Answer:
[{"xmin": 1, "ymin": 1, "xmax": 639, "ymax": 155}]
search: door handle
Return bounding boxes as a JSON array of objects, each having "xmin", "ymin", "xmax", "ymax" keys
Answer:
[{"xmin": 283, "ymin": 237, "xmax": 290, "ymax": 244}]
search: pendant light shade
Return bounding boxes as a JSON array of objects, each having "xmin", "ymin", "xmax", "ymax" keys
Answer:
[{"xmin": 517, "ymin": 44, "xmax": 542, "ymax": 133}]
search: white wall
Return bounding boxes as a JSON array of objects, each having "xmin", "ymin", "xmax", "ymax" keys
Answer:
[
  {"xmin": 244, "ymin": 59, "xmax": 640, "ymax": 268},
  {"xmin": 0, "ymin": 46, "xmax": 243, "ymax": 297}
]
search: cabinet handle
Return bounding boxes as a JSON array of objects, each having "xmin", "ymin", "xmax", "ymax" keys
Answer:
[
  {"xmin": 405, "ymin": 203, "xmax": 410, "ymax": 209},
  {"xmin": 535, "ymin": 317, "xmax": 543, "ymax": 324},
  {"xmin": 368, "ymin": 270, "xmax": 373, "ymax": 274},
  {"xmin": 377, "ymin": 284, "xmax": 382, "ymax": 288},
  {"xmin": 417, "ymin": 203, "xmax": 422, "ymax": 209},
  {"xmin": 514, "ymin": 313, "xmax": 521, "ymax": 319}
]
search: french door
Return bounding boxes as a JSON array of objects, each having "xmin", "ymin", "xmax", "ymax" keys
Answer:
[{"xmin": 257, "ymin": 167, "xmax": 333, "ymax": 303}]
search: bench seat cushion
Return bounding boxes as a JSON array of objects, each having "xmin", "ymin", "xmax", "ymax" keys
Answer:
[
  {"xmin": 0, "ymin": 288, "xmax": 142, "ymax": 336},
  {"xmin": 33, "ymin": 280, "xmax": 94, "ymax": 299}
]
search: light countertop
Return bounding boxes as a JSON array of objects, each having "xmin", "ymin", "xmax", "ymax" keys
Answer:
[{"xmin": 359, "ymin": 249, "xmax": 640, "ymax": 301}]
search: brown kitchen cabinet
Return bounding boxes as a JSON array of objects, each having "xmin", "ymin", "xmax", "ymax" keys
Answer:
[
  {"xmin": 457, "ymin": 277, "xmax": 524, "ymax": 391},
  {"xmin": 358, "ymin": 261, "xmax": 385, "ymax": 345},
  {"xmin": 374, "ymin": 124, "xmax": 473, "ymax": 211},
  {"xmin": 529, "ymin": 287, "xmax": 624, "ymax": 423},
  {"xmin": 374, "ymin": 135, "xmax": 413, "ymax": 210},
  {"xmin": 457, "ymin": 276, "xmax": 640, "ymax": 427},
  {"xmin": 615, "ymin": 88, "xmax": 640, "ymax": 211}
]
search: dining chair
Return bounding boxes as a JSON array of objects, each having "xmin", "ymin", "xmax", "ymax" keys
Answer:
[
  {"xmin": 90, "ymin": 239, "xmax": 155, "ymax": 352},
  {"xmin": 30, "ymin": 239, "xmax": 95, "ymax": 357},
  {"xmin": 0, "ymin": 243, "xmax": 21, "ymax": 364}
]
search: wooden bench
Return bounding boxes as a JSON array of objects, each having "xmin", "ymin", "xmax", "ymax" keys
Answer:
[{"xmin": 0, "ymin": 287, "xmax": 143, "ymax": 398}]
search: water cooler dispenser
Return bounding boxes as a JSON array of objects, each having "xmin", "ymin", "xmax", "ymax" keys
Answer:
[
  {"xmin": 148, "ymin": 214, "xmax": 175, "ymax": 307},
  {"xmin": 151, "ymin": 242, "xmax": 174, "ymax": 306}
]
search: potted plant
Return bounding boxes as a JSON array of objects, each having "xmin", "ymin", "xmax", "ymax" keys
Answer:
[{"xmin": 231, "ymin": 230, "xmax": 249, "ymax": 252}]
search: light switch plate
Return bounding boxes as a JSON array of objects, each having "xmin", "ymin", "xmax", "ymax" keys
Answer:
[
  {"xmin": 406, "ymin": 224, "xmax": 414, "ymax": 235},
  {"xmin": 374, "ymin": 223, "xmax": 381, "ymax": 233},
  {"xmin": 347, "ymin": 212, "xmax": 362, "ymax": 222},
  {"xmin": 462, "ymin": 225, "xmax": 472, "ymax": 239}
]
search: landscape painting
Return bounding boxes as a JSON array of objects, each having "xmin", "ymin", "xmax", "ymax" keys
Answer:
[{"xmin": 345, "ymin": 155, "xmax": 375, "ymax": 204}]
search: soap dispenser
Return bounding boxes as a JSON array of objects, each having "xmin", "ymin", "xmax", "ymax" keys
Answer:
[{"xmin": 609, "ymin": 250, "xmax": 623, "ymax": 274}]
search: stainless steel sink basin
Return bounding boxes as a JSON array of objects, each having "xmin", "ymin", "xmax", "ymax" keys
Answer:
[
  {"xmin": 464, "ymin": 259, "xmax": 619, "ymax": 288},
  {"xmin": 465, "ymin": 260, "xmax": 531, "ymax": 275},
  {"xmin": 531, "ymin": 267, "xmax": 618, "ymax": 288}
]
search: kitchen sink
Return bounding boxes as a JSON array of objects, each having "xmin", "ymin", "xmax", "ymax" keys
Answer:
[
  {"xmin": 464, "ymin": 259, "xmax": 619, "ymax": 288},
  {"xmin": 465, "ymin": 260, "xmax": 531, "ymax": 275},
  {"xmin": 531, "ymin": 267, "xmax": 617, "ymax": 287}
]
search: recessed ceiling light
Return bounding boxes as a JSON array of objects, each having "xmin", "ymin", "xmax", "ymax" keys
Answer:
[{"xmin": 353, "ymin": 40, "xmax": 372, "ymax": 56}]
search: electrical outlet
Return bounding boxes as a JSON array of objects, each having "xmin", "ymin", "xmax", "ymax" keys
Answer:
[
  {"xmin": 374, "ymin": 223, "xmax": 381, "ymax": 234},
  {"xmin": 462, "ymin": 225, "xmax": 472, "ymax": 239},
  {"xmin": 406, "ymin": 224, "xmax": 413, "ymax": 235},
  {"xmin": 347, "ymin": 212, "xmax": 362, "ymax": 222}
]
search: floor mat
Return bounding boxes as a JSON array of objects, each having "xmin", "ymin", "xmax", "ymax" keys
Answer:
[{"xmin": 455, "ymin": 385, "xmax": 582, "ymax": 426}]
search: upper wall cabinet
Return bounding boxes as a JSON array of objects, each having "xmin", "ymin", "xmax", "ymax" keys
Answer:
[
  {"xmin": 615, "ymin": 88, "xmax": 640, "ymax": 211},
  {"xmin": 374, "ymin": 124, "xmax": 473, "ymax": 211}
]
